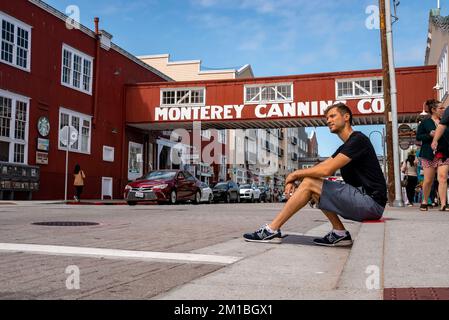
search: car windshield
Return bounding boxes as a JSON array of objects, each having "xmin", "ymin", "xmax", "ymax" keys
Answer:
[
  {"xmin": 143, "ymin": 171, "xmax": 176, "ymax": 180},
  {"xmin": 240, "ymin": 184, "xmax": 251, "ymax": 189},
  {"xmin": 214, "ymin": 183, "xmax": 228, "ymax": 189}
]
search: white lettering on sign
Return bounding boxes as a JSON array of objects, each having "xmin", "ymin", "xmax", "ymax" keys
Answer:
[
  {"xmin": 357, "ymin": 98, "xmax": 384, "ymax": 114},
  {"xmin": 154, "ymin": 99, "xmax": 385, "ymax": 121}
]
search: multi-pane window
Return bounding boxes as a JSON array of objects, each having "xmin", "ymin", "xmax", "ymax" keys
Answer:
[
  {"xmin": 61, "ymin": 44, "xmax": 93, "ymax": 94},
  {"xmin": 438, "ymin": 45, "xmax": 448, "ymax": 100},
  {"xmin": 161, "ymin": 88, "xmax": 205, "ymax": 106},
  {"xmin": 0, "ymin": 12, "xmax": 31, "ymax": 71},
  {"xmin": 0, "ymin": 90, "xmax": 29, "ymax": 164},
  {"xmin": 58, "ymin": 108, "xmax": 91, "ymax": 153},
  {"xmin": 336, "ymin": 78, "xmax": 383, "ymax": 99},
  {"xmin": 244, "ymin": 83, "xmax": 293, "ymax": 104}
]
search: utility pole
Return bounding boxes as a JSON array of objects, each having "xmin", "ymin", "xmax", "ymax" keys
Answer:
[
  {"xmin": 379, "ymin": 0, "xmax": 395, "ymax": 205},
  {"xmin": 379, "ymin": 0, "xmax": 404, "ymax": 206}
]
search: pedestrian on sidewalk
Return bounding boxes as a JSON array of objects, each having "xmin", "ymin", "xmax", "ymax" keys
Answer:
[
  {"xmin": 401, "ymin": 152, "xmax": 418, "ymax": 207},
  {"xmin": 73, "ymin": 164, "xmax": 86, "ymax": 202},
  {"xmin": 243, "ymin": 103, "xmax": 387, "ymax": 247},
  {"xmin": 417, "ymin": 99, "xmax": 449, "ymax": 211}
]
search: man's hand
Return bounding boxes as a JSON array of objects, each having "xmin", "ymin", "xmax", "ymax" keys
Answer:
[
  {"xmin": 284, "ymin": 182, "xmax": 296, "ymax": 200},
  {"xmin": 285, "ymin": 171, "xmax": 300, "ymax": 185},
  {"xmin": 431, "ymin": 140, "xmax": 438, "ymax": 151}
]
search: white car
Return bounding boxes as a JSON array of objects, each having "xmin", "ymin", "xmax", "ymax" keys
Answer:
[
  {"xmin": 199, "ymin": 182, "xmax": 214, "ymax": 204},
  {"xmin": 239, "ymin": 184, "xmax": 261, "ymax": 203}
]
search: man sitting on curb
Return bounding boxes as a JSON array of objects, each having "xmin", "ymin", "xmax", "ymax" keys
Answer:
[{"xmin": 243, "ymin": 103, "xmax": 387, "ymax": 247}]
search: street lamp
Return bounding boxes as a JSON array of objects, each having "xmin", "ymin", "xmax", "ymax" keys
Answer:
[{"xmin": 369, "ymin": 129, "xmax": 387, "ymax": 179}]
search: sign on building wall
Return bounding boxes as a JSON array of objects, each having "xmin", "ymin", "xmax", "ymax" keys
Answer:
[
  {"xmin": 153, "ymin": 99, "xmax": 385, "ymax": 122},
  {"xmin": 36, "ymin": 152, "xmax": 49, "ymax": 165}
]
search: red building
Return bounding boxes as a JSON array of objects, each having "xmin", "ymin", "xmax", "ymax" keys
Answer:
[{"xmin": 0, "ymin": 0, "xmax": 171, "ymax": 200}]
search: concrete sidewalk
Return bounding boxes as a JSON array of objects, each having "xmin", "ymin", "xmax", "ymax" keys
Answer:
[{"xmin": 156, "ymin": 206, "xmax": 449, "ymax": 300}]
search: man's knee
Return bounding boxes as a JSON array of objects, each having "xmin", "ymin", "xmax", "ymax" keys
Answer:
[{"xmin": 300, "ymin": 177, "xmax": 323, "ymax": 194}]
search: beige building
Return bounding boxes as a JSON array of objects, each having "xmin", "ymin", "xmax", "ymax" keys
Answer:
[
  {"xmin": 425, "ymin": 8, "xmax": 449, "ymax": 107},
  {"xmin": 138, "ymin": 54, "xmax": 254, "ymax": 81}
]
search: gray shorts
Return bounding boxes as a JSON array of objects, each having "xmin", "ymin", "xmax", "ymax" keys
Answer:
[{"xmin": 318, "ymin": 180, "xmax": 385, "ymax": 222}]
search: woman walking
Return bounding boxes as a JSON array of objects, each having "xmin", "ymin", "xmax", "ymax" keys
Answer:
[
  {"xmin": 401, "ymin": 152, "xmax": 418, "ymax": 207},
  {"xmin": 416, "ymin": 99, "xmax": 449, "ymax": 211},
  {"xmin": 73, "ymin": 164, "xmax": 86, "ymax": 202}
]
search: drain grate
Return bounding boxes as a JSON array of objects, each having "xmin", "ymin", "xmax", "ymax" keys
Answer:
[
  {"xmin": 384, "ymin": 288, "xmax": 449, "ymax": 300},
  {"xmin": 32, "ymin": 221, "xmax": 99, "ymax": 226}
]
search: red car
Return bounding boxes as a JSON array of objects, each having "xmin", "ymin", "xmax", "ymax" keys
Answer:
[{"xmin": 124, "ymin": 170, "xmax": 202, "ymax": 205}]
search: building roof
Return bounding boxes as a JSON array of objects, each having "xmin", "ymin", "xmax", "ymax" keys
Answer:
[
  {"xmin": 28, "ymin": 0, "xmax": 173, "ymax": 82},
  {"xmin": 138, "ymin": 53, "xmax": 254, "ymax": 78},
  {"xmin": 430, "ymin": 15, "xmax": 449, "ymax": 31}
]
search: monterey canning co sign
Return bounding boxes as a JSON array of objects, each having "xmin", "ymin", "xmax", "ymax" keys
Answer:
[{"xmin": 154, "ymin": 98, "xmax": 385, "ymax": 122}]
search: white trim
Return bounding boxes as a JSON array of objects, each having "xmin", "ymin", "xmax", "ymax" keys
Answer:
[
  {"xmin": 137, "ymin": 54, "xmax": 170, "ymax": 59},
  {"xmin": 335, "ymin": 77, "xmax": 383, "ymax": 100},
  {"xmin": 101, "ymin": 176, "xmax": 113, "ymax": 200},
  {"xmin": 160, "ymin": 87, "xmax": 206, "ymax": 107},
  {"xmin": 243, "ymin": 82, "xmax": 293, "ymax": 105},
  {"xmin": 0, "ymin": 11, "xmax": 32, "ymax": 72},
  {"xmin": 438, "ymin": 44, "xmax": 448, "ymax": 101},
  {"xmin": 61, "ymin": 43, "xmax": 94, "ymax": 95},
  {"xmin": 167, "ymin": 59, "xmax": 201, "ymax": 65},
  {"xmin": 58, "ymin": 107, "xmax": 92, "ymax": 154},
  {"xmin": 102, "ymin": 145, "xmax": 115, "ymax": 162},
  {"xmin": 0, "ymin": 89, "xmax": 30, "ymax": 164}
]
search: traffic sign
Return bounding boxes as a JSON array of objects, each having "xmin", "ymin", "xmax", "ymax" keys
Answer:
[{"xmin": 59, "ymin": 125, "xmax": 78, "ymax": 147}]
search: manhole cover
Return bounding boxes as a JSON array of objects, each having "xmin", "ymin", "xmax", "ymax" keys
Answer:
[{"xmin": 32, "ymin": 221, "xmax": 99, "ymax": 226}]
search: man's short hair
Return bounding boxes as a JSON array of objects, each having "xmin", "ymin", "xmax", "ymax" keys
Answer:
[{"xmin": 324, "ymin": 102, "xmax": 353, "ymax": 125}]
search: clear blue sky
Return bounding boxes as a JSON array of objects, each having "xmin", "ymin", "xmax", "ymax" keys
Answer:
[{"xmin": 45, "ymin": 0, "xmax": 444, "ymax": 156}]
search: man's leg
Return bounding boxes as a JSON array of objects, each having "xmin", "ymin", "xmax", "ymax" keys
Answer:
[
  {"xmin": 321, "ymin": 210, "xmax": 346, "ymax": 231},
  {"xmin": 269, "ymin": 177, "xmax": 324, "ymax": 230}
]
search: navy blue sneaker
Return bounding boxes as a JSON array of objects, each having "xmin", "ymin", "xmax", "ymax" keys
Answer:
[
  {"xmin": 243, "ymin": 224, "xmax": 282, "ymax": 243},
  {"xmin": 313, "ymin": 230, "xmax": 353, "ymax": 247}
]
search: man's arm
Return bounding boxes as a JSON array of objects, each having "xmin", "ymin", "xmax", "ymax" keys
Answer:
[
  {"xmin": 431, "ymin": 124, "xmax": 447, "ymax": 151},
  {"xmin": 285, "ymin": 154, "xmax": 351, "ymax": 184}
]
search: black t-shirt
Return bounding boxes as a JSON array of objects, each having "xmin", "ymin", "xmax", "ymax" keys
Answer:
[
  {"xmin": 331, "ymin": 131, "xmax": 387, "ymax": 207},
  {"xmin": 441, "ymin": 107, "xmax": 449, "ymax": 126}
]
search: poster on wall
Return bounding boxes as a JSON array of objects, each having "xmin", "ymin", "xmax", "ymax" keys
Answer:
[
  {"xmin": 36, "ymin": 152, "xmax": 48, "ymax": 165},
  {"xmin": 37, "ymin": 138, "xmax": 50, "ymax": 151}
]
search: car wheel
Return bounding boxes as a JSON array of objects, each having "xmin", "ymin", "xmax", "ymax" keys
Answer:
[
  {"xmin": 170, "ymin": 190, "xmax": 177, "ymax": 205},
  {"xmin": 127, "ymin": 201, "xmax": 137, "ymax": 206},
  {"xmin": 208, "ymin": 194, "xmax": 213, "ymax": 204},
  {"xmin": 194, "ymin": 191, "xmax": 201, "ymax": 204}
]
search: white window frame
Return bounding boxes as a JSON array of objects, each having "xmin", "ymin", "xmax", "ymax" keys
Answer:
[
  {"xmin": 335, "ymin": 77, "xmax": 383, "ymax": 100},
  {"xmin": 0, "ymin": 11, "xmax": 32, "ymax": 72},
  {"xmin": 244, "ymin": 83, "xmax": 293, "ymax": 105},
  {"xmin": 160, "ymin": 87, "xmax": 206, "ymax": 107},
  {"xmin": 0, "ymin": 89, "xmax": 30, "ymax": 164},
  {"xmin": 102, "ymin": 145, "xmax": 115, "ymax": 162},
  {"xmin": 438, "ymin": 45, "xmax": 448, "ymax": 101},
  {"xmin": 128, "ymin": 141, "xmax": 143, "ymax": 180},
  {"xmin": 61, "ymin": 44, "xmax": 93, "ymax": 95},
  {"xmin": 58, "ymin": 107, "xmax": 92, "ymax": 154}
]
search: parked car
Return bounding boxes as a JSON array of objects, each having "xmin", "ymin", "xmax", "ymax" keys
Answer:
[
  {"xmin": 258, "ymin": 186, "xmax": 272, "ymax": 203},
  {"xmin": 198, "ymin": 182, "xmax": 213, "ymax": 204},
  {"xmin": 124, "ymin": 170, "xmax": 202, "ymax": 205},
  {"xmin": 239, "ymin": 184, "xmax": 261, "ymax": 203},
  {"xmin": 212, "ymin": 181, "xmax": 240, "ymax": 203}
]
